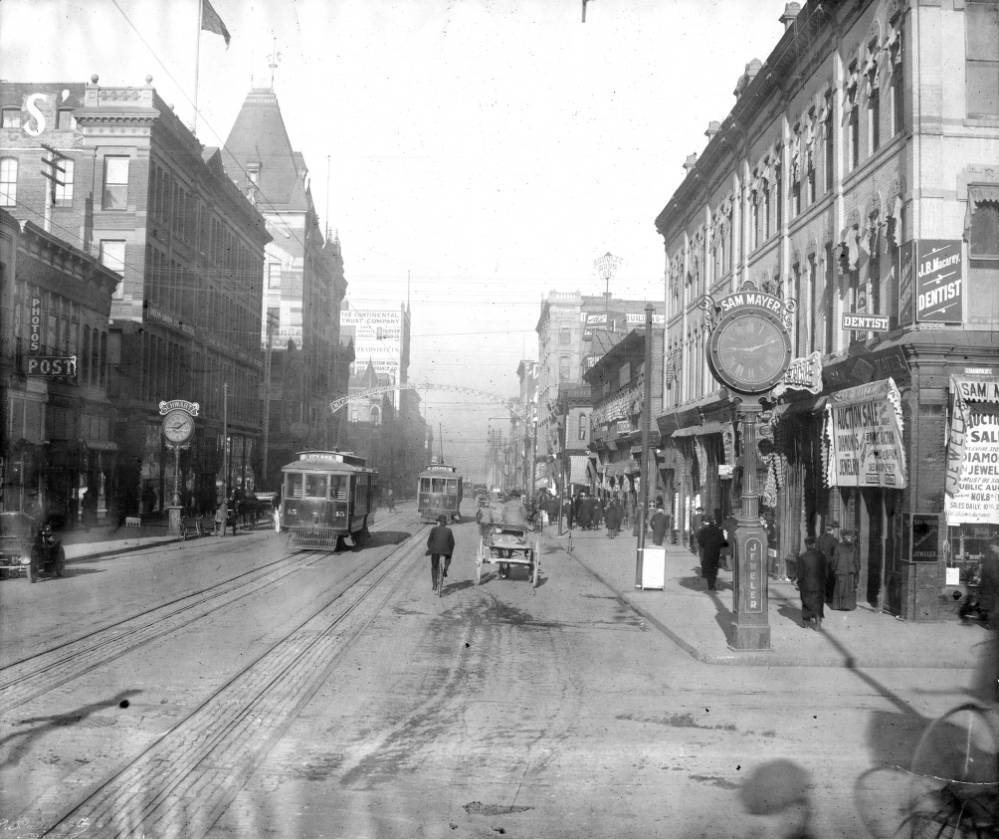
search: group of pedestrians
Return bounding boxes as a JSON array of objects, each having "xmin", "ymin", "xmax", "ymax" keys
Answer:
[{"xmin": 796, "ymin": 520, "xmax": 861, "ymax": 630}]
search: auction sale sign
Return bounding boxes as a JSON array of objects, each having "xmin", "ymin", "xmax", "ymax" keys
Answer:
[
  {"xmin": 822, "ymin": 378, "xmax": 907, "ymax": 488},
  {"xmin": 945, "ymin": 376, "xmax": 999, "ymax": 525}
]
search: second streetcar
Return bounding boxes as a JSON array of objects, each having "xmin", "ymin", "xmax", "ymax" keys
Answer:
[{"xmin": 417, "ymin": 462, "xmax": 463, "ymax": 523}]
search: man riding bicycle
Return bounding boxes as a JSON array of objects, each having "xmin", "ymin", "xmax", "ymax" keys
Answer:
[{"xmin": 427, "ymin": 514, "xmax": 455, "ymax": 593}]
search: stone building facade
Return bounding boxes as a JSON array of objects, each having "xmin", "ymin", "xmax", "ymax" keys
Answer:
[{"xmin": 654, "ymin": 0, "xmax": 999, "ymax": 620}]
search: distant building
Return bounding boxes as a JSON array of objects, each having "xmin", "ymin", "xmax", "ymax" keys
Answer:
[{"xmin": 535, "ymin": 290, "xmax": 664, "ymax": 499}]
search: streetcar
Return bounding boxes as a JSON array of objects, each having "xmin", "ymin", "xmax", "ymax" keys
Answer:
[
  {"xmin": 279, "ymin": 450, "xmax": 378, "ymax": 550},
  {"xmin": 417, "ymin": 462, "xmax": 463, "ymax": 523}
]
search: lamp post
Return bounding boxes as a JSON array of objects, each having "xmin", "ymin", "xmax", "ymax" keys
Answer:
[{"xmin": 593, "ymin": 251, "xmax": 622, "ymax": 318}]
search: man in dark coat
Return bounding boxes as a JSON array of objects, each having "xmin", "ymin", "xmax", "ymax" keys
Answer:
[
  {"xmin": 604, "ymin": 495, "xmax": 623, "ymax": 538},
  {"xmin": 829, "ymin": 529, "xmax": 860, "ymax": 610},
  {"xmin": 426, "ymin": 514, "xmax": 455, "ymax": 591},
  {"xmin": 797, "ymin": 536, "xmax": 826, "ymax": 629},
  {"xmin": 690, "ymin": 506, "xmax": 705, "ymax": 552},
  {"xmin": 650, "ymin": 504, "xmax": 670, "ymax": 546},
  {"xmin": 817, "ymin": 520, "xmax": 840, "ymax": 601},
  {"xmin": 696, "ymin": 517, "xmax": 726, "ymax": 591}
]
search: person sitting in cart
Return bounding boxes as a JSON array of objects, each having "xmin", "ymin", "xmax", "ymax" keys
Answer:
[
  {"xmin": 426, "ymin": 514, "xmax": 455, "ymax": 591},
  {"xmin": 496, "ymin": 491, "xmax": 529, "ymax": 578}
]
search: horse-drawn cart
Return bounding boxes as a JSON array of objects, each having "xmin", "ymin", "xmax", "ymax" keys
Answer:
[{"xmin": 475, "ymin": 524, "xmax": 541, "ymax": 587}]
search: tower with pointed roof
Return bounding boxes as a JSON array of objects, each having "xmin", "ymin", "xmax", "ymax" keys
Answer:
[{"xmin": 223, "ymin": 87, "xmax": 349, "ymax": 487}]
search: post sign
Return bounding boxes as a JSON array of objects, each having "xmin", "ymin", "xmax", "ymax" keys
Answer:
[
  {"xmin": 26, "ymin": 355, "xmax": 77, "ymax": 378},
  {"xmin": 916, "ymin": 240, "xmax": 962, "ymax": 323},
  {"xmin": 842, "ymin": 313, "xmax": 890, "ymax": 332}
]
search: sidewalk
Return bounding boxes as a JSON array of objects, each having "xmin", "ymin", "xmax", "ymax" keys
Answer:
[
  {"xmin": 59, "ymin": 521, "xmax": 197, "ymax": 561},
  {"xmin": 548, "ymin": 525, "xmax": 990, "ymax": 669}
]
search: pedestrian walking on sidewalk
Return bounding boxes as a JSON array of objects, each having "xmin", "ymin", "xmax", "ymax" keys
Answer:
[
  {"xmin": 689, "ymin": 505, "xmax": 705, "ymax": 553},
  {"xmin": 426, "ymin": 514, "xmax": 455, "ymax": 591},
  {"xmin": 797, "ymin": 537, "xmax": 826, "ymax": 629},
  {"xmin": 720, "ymin": 512, "xmax": 738, "ymax": 571},
  {"xmin": 649, "ymin": 504, "xmax": 670, "ymax": 546},
  {"xmin": 696, "ymin": 517, "xmax": 725, "ymax": 591},
  {"xmin": 604, "ymin": 494, "xmax": 623, "ymax": 538},
  {"xmin": 817, "ymin": 520, "xmax": 840, "ymax": 601},
  {"xmin": 829, "ymin": 529, "xmax": 860, "ymax": 610}
]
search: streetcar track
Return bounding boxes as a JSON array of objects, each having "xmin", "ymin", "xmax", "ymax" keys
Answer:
[
  {"xmin": 0, "ymin": 547, "xmax": 333, "ymax": 714},
  {"xmin": 34, "ymin": 525, "xmax": 430, "ymax": 838}
]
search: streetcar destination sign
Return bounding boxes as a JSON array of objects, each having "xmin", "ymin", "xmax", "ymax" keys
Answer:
[
  {"xmin": 26, "ymin": 355, "xmax": 77, "ymax": 377},
  {"xmin": 842, "ymin": 313, "xmax": 890, "ymax": 332}
]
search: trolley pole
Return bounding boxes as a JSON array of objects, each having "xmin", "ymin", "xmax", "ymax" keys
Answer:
[{"xmin": 635, "ymin": 303, "xmax": 653, "ymax": 587}]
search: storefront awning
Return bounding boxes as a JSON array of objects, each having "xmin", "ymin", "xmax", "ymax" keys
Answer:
[
  {"xmin": 569, "ymin": 455, "xmax": 589, "ymax": 485},
  {"xmin": 670, "ymin": 420, "xmax": 728, "ymax": 439},
  {"xmin": 604, "ymin": 460, "xmax": 639, "ymax": 477}
]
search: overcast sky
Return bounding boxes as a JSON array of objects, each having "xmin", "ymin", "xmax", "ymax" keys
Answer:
[{"xmin": 2, "ymin": 0, "xmax": 787, "ymax": 481}]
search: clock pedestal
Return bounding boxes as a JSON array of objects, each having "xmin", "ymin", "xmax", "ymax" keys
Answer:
[{"xmin": 730, "ymin": 402, "xmax": 771, "ymax": 651}]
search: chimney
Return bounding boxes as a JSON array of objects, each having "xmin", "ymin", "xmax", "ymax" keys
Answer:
[
  {"xmin": 779, "ymin": 2, "xmax": 801, "ymax": 30},
  {"xmin": 734, "ymin": 58, "xmax": 763, "ymax": 99},
  {"xmin": 683, "ymin": 153, "xmax": 699, "ymax": 174},
  {"xmin": 705, "ymin": 120, "xmax": 722, "ymax": 139}
]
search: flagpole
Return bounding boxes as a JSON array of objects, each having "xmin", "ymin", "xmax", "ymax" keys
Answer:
[{"xmin": 193, "ymin": 0, "xmax": 202, "ymax": 135}]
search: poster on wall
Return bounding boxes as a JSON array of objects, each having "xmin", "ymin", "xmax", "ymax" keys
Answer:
[
  {"xmin": 916, "ymin": 240, "xmax": 963, "ymax": 323},
  {"xmin": 822, "ymin": 378, "xmax": 908, "ymax": 488},
  {"xmin": 945, "ymin": 376, "xmax": 999, "ymax": 525}
]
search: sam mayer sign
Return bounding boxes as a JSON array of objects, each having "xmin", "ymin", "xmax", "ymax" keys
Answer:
[
  {"xmin": 822, "ymin": 378, "xmax": 907, "ymax": 488},
  {"xmin": 945, "ymin": 376, "xmax": 999, "ymax": 525}
]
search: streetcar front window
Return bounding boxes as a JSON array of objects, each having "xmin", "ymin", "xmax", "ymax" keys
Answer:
[
  {"xmin": 432, "ymin": 478, "xmax": 446, "ymax": 493},
  {"xmin": 305, "ymin": 474, "xmax": 328, "ymax": 498},
  {"xmin": 286, "ymin": 473, "xmax": 304, "ymax": 498},
  {"xmin": 330, "ymin": 475, "xmax": 347, "ymax": 500}
]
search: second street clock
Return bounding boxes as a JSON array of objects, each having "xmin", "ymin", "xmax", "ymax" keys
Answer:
[
  {"xmin": 707, "ymin": 306, "xmax": 792, "ymax": 394},
  {"xmin": 162, "ymin": 408, "xmax": 195, "ymax": 446}
]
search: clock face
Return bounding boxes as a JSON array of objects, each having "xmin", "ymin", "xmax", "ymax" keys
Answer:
[
  {"xmin": 162, "ymin": 409, "xmax": 195, "ymax": 445},
  {"xmin": 708, "ymin": 310, "xmax": 792, "ymax": 394}
]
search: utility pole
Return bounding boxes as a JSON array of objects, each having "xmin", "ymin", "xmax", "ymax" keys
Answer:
[
  {"xmin": 262, "ymin": 312, "xmax": 274, "ymax": 487},
  {"xmin": 223, "ymin": 382, "xmax": 229, "ymax": 501},
  {"xmin": 39, "ymin": 143, "xmax": 67, "ymax": 234}
]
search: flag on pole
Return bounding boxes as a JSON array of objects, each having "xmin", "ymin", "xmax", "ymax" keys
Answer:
[{"xmin": 201, "ymin": 0, "xmax": 231, "ymax": 47}]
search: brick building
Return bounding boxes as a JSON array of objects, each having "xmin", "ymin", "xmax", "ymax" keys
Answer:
[
  {"xmin": 1, "ymin": 78, "xmax": 270, "ymax": 518},
  {"xmin": 654, "ymin": 0, "xmax": 999, "ymax": 620}
]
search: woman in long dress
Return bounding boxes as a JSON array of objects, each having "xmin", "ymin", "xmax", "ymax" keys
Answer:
[{"xmin": 829, "ymin": 530, "xmax": 860, "ymax": 610}]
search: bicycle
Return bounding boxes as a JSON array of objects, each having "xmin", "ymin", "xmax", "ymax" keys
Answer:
[
  {"xmin": 432, "ymin": 555, "xmax": 450, "ymax": 598},
  {"xmin": 900, "ymin": 701, "xmax": 999, "ymax": 837}
]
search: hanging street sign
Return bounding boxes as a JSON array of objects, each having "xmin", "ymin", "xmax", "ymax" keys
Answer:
[{"xmin": 842, "ymin": 313, "xmax": 890, "ymax": 332}]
